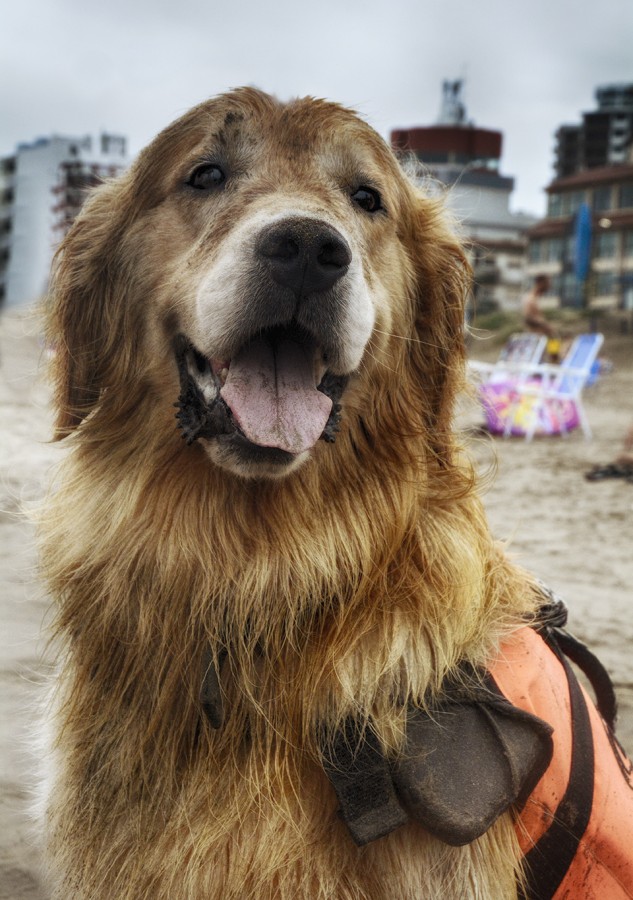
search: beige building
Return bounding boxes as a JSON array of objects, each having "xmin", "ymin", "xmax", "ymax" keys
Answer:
[{"xmin": 391, "ymin": 81, "xmax": 537, "ymax": 313}]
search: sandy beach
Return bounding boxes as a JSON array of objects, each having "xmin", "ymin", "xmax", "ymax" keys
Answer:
[{"xmin": 1, "ymin": 309, "xmax": 632, "ymax": 899}]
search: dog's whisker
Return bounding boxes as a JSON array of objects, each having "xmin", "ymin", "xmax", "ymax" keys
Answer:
[{"xmin": 372, "ymin": 327, "xmax": 449, "ymax": 351}]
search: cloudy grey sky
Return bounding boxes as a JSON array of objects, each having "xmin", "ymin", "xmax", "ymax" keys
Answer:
[{"xmin": 1, "ymin": 0, "xmax": 631, "ymax": 216}]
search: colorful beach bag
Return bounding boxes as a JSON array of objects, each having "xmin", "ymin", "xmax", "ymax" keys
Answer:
[{"xmin": 480, "ymin": 379, "xmax": 580, "ymax": 437}]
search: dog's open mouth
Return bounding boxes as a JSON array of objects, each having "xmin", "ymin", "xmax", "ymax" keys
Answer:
[{"xmin": 174, "ymin": 327, "xmax": 347, "ymax": 455}]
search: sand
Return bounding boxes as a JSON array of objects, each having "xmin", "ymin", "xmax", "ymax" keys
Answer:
[{"xmin": 1, "ymin": 309, "xmax": 632, "ymax": 899}]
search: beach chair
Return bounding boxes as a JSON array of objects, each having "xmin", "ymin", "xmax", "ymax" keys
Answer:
[
  {"xmin": 502, "ymin": 332, "xmax": 604, "ymax": 441},
  {"xmin": 469, "ymin": 333, "xmax": 547, "ymax": 384}
]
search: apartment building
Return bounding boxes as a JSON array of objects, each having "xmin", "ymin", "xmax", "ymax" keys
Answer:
[
  {"xmin": 526, "ymin": 84, "xmax": 633, "ymax": 312},
  {"xmin": 526, "ymin": 163, "xmax": 633, "ymax": 311},
  {"xmin": 555, "ymin": 83, "xmax": 633, "ymax": 179},
  {"xmin": 0, "ymin": 133, "xmax": 127, "ymax": 309}
]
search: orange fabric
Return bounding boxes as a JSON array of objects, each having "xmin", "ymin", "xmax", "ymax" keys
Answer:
[{"xmin": 491, "ymin": 627, "xmax": 633, "ymax": 899}]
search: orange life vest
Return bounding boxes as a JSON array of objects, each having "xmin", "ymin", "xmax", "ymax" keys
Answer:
[
  {"xmin": 204, "ymin": 602, "xmax": 633, "ymax": 897},
  {"xmin": 491, "ymin": 626, "xmax": 633, "ymax": 899}
]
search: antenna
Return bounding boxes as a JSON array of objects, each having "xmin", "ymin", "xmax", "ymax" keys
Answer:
[{"xmin": 437, "ymin": 79, "xmax": 467, "ymax": 126}]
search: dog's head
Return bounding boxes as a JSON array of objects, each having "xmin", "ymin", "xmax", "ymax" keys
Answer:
[{"xmin": 49, "ymin": 88, "xmax": 469, "ymax": 479}]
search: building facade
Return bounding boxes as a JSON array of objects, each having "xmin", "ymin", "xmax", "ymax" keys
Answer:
[
  {"xmin": 391, "ymin": 81, "xmax": 536, "ymax": 312},
  {"xmin": 526, "ymin": 83, "xmax": 633, "ymax": 312},
  {"xmin": 554, "ymin": 84, "xmax": 633, "ymax": 179},
  {"xmin": 0, "ymin": 133, "xmax": 127, "ymax": 309},
  {"xmin": 526, "ymin": 163, "xmax": 633, "ymax": 311}
]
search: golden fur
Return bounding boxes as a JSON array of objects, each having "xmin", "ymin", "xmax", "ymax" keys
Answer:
[{"xmin": 40, "ymin": 88, "xmax": 539, "ymax": 898}]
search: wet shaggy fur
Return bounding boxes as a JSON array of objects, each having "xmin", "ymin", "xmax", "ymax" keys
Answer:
[{"xmin": 40, "ymin": 88, "xmax": 540, "ymax": 898}]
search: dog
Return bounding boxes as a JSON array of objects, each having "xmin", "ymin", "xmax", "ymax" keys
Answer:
[{"xmin": 39, "ymin": 88, "xmax": 633, "ymax": 899}]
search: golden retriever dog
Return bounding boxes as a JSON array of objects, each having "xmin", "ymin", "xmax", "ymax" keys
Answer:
[{"xmin": 39, "ymin": 88, "xmax": 630, "ymax": 899}]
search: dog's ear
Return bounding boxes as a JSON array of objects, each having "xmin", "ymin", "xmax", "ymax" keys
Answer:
[
  {"xmin": 48, "ymin": 179, "xmax": 139, "ymax": 439},
  {"xmin": 403, "ymin": 192, "xmax": 471, "ymax": 460}
]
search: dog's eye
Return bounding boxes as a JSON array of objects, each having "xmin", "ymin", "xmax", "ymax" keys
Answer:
[
  {"xmin": 351, "ymin": 186, "xmax": 383, "ymax": 213},
  {"xmin": 187, "ymin": 164, "xmax": 226, "ymax": 191}
]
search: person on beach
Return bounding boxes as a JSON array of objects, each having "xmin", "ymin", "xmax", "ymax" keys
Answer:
[
  {"xmin": 522, "ymin": 275, "xmax": 555, "ymax": 338},
  {"xmin": 522, "ymin": 274, "xmax": 562, "ymax": 362}
]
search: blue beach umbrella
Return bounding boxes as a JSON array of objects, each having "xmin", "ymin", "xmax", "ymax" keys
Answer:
[{"xmin": 574, "ymin": 202, "xmax": 592, "ymax": 283}]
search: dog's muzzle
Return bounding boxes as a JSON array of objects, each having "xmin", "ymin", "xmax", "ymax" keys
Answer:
[
  {"xmin": 173, "ymin": 329, "xmax": 347, "ymax": 454},
  {"xmin": 173, "ymin": 217, "xmax": 359, "ymax": 458}
]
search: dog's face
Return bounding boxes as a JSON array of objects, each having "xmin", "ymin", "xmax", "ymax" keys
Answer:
[{"xmin": 51, "ymin": 88, "xmax": 468, "ymax": 479}]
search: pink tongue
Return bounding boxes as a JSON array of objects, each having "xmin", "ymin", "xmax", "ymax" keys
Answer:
[{"xmin": 220, "ymin": 337, "xmax": 332, "ymax": 454}]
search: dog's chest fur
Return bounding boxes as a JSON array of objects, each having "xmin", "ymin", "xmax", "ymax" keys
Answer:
[{"xmin": 46, "ymin": 646, "xmax": 520, "ymax": 900}]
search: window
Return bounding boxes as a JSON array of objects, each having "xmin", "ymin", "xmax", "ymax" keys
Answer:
[
  {"xmin": 592, "ymin": 186, "xmax": 613, "ymax": 212},
  {"xmin": 564, "ymin": 234, "xmax": 576, "ymax": 261},
  {"xmin": 569, "ymin": 191, "xmax": 585, "ymax": 215},
  {"xmin": 548, "ymin": 194, "xmax": 563, "ymax": 217},
  {"xmin": 560, "ymin": 191, "xmax": 586, "ymax": 215},
  {"xmin": 528, "ymin": 240, "xmax": 543, "ymax": 262},
  {"xmin": 596, "ymin": 272, "xmax": 617, "ymax": 295},
  {"xmin": 624, "ymin": 232, "xmax": 633, "ymax": 256},
  {"xmin": 546, "ymin": 237, "xmax": 563, "ymax": 262},
  {"xmin": 595, "ymin": 231, "xmax": 618, "ymax": 258},
  {"xmin": 619, "ymin": 183, "xmax": 633, "ymax": 210},
  {"xmin": 560, "ymin": 273, "xmax": 578, "ymax": 306}
]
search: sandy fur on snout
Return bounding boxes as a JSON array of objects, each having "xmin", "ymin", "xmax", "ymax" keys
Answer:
[{"xmin": 191, "ymin": 204, "xmax": 376, "ymax": 373}]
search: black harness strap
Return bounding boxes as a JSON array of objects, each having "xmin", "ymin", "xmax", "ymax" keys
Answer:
[
  {"xmin": 518, "ymin": 633, "xmax": 595, "ymax": 900},
  {"xmin": 321, "ymin": 720, "xmax": 409, "ymax": 844},
  {"xmin": 552, "ymin": 627, "xmax": 617, "ymax": 730},
  {"xmin": 535, "ymin": 592, "xmax": 618, "ymax": 730}
]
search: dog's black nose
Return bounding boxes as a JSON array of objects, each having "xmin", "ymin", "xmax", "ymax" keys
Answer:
[{"xmin": 256, "ymin": 218, "xmax": 352, "ymax": 296}]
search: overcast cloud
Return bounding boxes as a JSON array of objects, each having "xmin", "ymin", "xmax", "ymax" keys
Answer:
[{"xmin": 1, "ymin": 0, "xmax": 631, "ymax": 215}]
